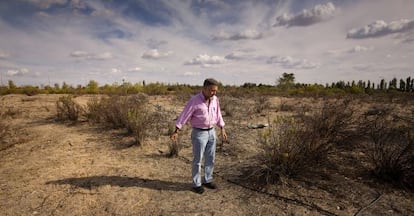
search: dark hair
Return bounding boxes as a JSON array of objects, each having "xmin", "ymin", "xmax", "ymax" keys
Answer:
[{"xmin": 203, "ymin": 78, "xmax": 219, "ymax": 87}]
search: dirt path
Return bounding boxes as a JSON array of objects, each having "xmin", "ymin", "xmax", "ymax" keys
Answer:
[{"xmin": 1, "ymin": 94, "xmax": 413, "ymax": 215}]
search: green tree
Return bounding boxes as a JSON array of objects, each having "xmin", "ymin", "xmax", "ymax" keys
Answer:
[
  {"xmin": 380, "ymin": 79, "xmax": 385, "ymax": 90},
  {"xmin": 62, "ymin": 82, "xmax": 69, "ymax": 91},
  {"xmin": 399, "ymin": 79, "xmax": 406, "ymax": 91},
  {"xmin": 86, "ymin": 80, "xmax": 99, "ymax": 94},
  {"xmin": 406, "ymin": 77, "xmax": 412, "ymax": 92},
  {"xmin": 389, "ymin": 78, "xmax": 397, "ymax": 90},
  {"xmin": 8, "ymin": 80, "xmax": 16, "ymax": 89},
  {"xmin": 276, "ymin": 73, "xmax": 295, "ymax": 90}
]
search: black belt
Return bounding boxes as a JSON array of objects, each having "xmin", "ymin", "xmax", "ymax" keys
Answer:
[{"xmin": 195, "ymin": 127, "xmax": 213, "ymax": 131}]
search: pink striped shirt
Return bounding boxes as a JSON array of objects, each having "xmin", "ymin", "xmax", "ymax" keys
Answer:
[{"xmin": 175, "ymin": 92, "xmax": 225, "ymax": 130}]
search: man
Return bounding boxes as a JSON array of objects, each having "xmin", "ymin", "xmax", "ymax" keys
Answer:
[{"xmin": 170, "ymin": 78, "xmax": 227, "ymax": 194}]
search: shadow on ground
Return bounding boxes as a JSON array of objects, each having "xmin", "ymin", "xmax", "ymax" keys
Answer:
[{"xmin": 46, "ymin": 176, "xmax": 191, "ymax": 191}]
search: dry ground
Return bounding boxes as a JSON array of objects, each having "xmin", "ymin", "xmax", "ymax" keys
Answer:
[{"xmin": 0, "ymin": 94, "xmax": 413, "ymax": 216}]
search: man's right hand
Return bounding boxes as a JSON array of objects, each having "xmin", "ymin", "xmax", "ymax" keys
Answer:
[{"xmin": 170, "ymin": 132, "xmax": 178, "ymax": 141}]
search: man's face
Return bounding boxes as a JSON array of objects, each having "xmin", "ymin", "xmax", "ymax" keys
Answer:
[{"xmin": 203, "ymin": 85, "xmax": 218, "ymax": 99}]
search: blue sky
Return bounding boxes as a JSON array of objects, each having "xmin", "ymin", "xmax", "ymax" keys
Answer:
[{"xmin": 0, "ymin": 0, "xmax": 413, "ymax": 86}]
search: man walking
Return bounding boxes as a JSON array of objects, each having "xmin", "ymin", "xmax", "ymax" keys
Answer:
[{"xmin": 170, "ymin": 78, "xmax": 227, "ymax": 194}]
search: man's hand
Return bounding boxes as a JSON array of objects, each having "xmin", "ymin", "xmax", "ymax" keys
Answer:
[
  {"xmin": 221, "ymin": 127, "xmax": 228, "ymax": 143},
  {"xmin": 170, "ymin": 127, "xmax": 179, "ymax": 141},
  {"xmin": 170, "ymin": 132, "xmax": 178, "ymax": 141}
]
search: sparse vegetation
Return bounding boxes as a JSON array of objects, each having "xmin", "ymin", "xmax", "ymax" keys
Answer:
[
  {"xmin": 361, "ymin": 106, "xmax": 414, "ymax": 190},
  {"xmin": 253, "ymin": 95, "xmax": 270, "ymax": 114},
  {"xmin": 85, "ymin": 94, "xmax": 167, "ymax": 146},
  {"xmin": 0, "ymin": 110, "xmax": 10, "ymax": 149},
  {"xmin": 56, "ymin": 95, "xmax": 84, "ymax": 122},
  {"xmin": 249, "ymin": 99, "xmax": 356, "ymax": 186}
]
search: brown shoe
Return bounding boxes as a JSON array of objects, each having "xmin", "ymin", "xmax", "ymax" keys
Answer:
[{"xmin": 203, "ymin": 182, "xmax": 217, "ymax": 189}]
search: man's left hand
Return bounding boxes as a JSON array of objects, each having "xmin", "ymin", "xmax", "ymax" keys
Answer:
[{"xmin": 221, "ymin": 128, "xmax": 228, "ymax": 143}]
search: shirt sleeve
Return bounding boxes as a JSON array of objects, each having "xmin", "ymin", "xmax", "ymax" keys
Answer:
[
  {"xmin": 216, "ymin": 98, "xmax": 225, "ymax": 128},
  {"xmin": 175, "ymin": 99, "xmax": 194, "ymax": 129}
]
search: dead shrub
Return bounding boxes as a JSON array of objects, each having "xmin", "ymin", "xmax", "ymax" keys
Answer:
[
  {"xmin": 247, "ymin": 99, "xmax": 356, "ymax": 186},
  {"xmin": 56, "ymin": 95, "xmax": 84, "ymax": 122},
  {"xmin": 279, "ymin": 99, "xmax": 295, "ymax": 112},
  {"xmin": 0, "ymin": 108, "xmax": 25, "ymax": 151},
  {"xmin": 0, "ymin": 111, "xmax": 10, "ymax": 146},
  {"xmin": 300, "ymin": 99, "xmax": 356, "ymax": 146},
  {"xmin": 85, "ymin": 97, "xmax": 106, "ymax": 123},
  {"xmin": 220, "ymin": 95, "xmax": 244, "ymax": 117},
  {"xmin": 253, "ymin": 96, "xmax": 270, "ymax": 114},
  {"xmin": 125, "ymin": 102, "xmax": 165, "ymax": 146},
  {"xmin": 362, "ymin": 107, "xmax": 414, "ymax": 190},
  {"xmin": 256, "ymin": 117, "xmax": 306, "ymax": 182},
  {"xmin": 167, "ymin": 139, "xmax": 180, "ymax": 157},
  {"xmin": 86, "ymin": 94, "xmax": 167, "ymax": 146},
  {"xmin": 166, "ymin": 123, "xmax": 180, "ymax": 157}
]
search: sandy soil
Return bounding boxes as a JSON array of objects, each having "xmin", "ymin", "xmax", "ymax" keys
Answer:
[{"xmin": 0, "ymin": 94, "xmax": 413, "ymax": 216}]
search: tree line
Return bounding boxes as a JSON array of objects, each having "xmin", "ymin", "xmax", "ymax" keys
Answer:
[{"xmin": 1, "ymin": 73, "xmax": 413, "ymax": 96}]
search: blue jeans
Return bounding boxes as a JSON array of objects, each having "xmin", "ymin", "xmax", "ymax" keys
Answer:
[{"xmin": 191, "ymin": 128, "xmax": 216, "ymax": 187}]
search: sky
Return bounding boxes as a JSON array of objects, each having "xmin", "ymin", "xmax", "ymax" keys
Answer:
[{"xmin": 0, "ymin": 0, "xmax": 413, "ymax": 86}]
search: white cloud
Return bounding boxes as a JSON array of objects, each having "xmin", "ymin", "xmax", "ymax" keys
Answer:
[
  {"xmin": 0, "ymin": 50, "xmax": 10, "ymax": 59},
  {"xmin": 225, "ymin": 51, "xmax": 258, "ymax": 60},
  {"xmin": 70, "ymin": 51, "xmax": 114, "ymax": 60},
  {"xmin": 70, "ymin": 50, "xmax": 89, "ymax": 57},
  {"xmin": 267, "ymin": 56, "xmax": 319, "ymax": 69},
  {"xmin": 326, "ymin": 45, "xmax": 372, "ymax": 56},
  {"xmin": 26, "ymin": 0, "xmax": 67, "ymax": 9},
  {"xmin": 111, "ymin": 68, "xmax": 121, "ymax": 74},
  {"xmin": 127, "ymin": 67, "xmax": 142, "ymax": 72},
  {"xmin": 6, "ymin": 68, "xmax": 30, "ymax": 77},
  {"xmin": 184, "ymin": 54, "xmax": 226, "ymax": 67},
  {"xmin": 141, "ymin": 49, "xmax": 172, "ymax": 59},
  {"xmin": 183, "ymin": 71, "xmax": 200, "ymax": 76},
  {"xmin": 225, "ymin": 52, "xmax": 245, "ymax": 60},
  {"xmin": 347, "ymin": 19, "xmax": 414, "ymax": 39},
  {"xmin": 93, "ymin": 52, "xmax": 113, "ymax": 60},
  {"xmin": 212, "ymin": 29, "xmax": 263, "ymax": 40},
  {"xmin": 274, "ymin": 2, "xmax": 336, "ymax": 27},
  {"xmin": 348, "ymin": 45, "xmax": 371, "ymax": 53}
]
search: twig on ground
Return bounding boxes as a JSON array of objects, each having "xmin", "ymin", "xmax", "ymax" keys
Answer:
[{"xmin": 353, "ymin": 192, "xmax": 384, "ymax": 216}]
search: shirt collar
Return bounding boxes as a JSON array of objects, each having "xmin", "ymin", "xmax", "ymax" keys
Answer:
[{"xmin": 198, "ymin": 92, "xmax": 215, "ymax": 102}]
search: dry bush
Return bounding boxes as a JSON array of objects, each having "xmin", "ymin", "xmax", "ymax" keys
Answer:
[
  {"xmin": 253, "ymin": 95, "xmax": 270, "ymax": 114},
  {"xmin": 86, "ymin": 94, "xmax": 167, "ymax": 146},
  {"xmin": 125, "ymin": 103, "xmax": 166, "ymax": 146},
  {"xmin": 299, "ymin": 99, "xmax": 356, "ymax": 146},
  {"xmin": 246, "ymin": 99, "xmax": 356, "ymax": 186},
  {"xmin": 361, "ymin": 107, "xmax": 414, "ymax": 190},
  {"xmin": 89, "ymin": 95, "xmax": 130, "ymax": 128},
  {"xmin": 166, "ymin": 123, "xmax": 180, "ymax": 157},
  {"xmin": 167, "ymin": 139, "xmax": 180, "ymax": 157},
  {"xmin": 0, "ymin": 107, "xmax": 23, "ymax": 151},
  {"xmin": 85, "ymin": 97, "xmax": 106, "ymax": 123},
  {"xmin": 220, "ymin": 95, "xmax": 246, "ymax": 117},
  {"xmin": 56, "ymin": 95, "xmax": 84, "ymax": 122},
  {"xmin": 174, "ymin": 91, "xmax": 192, "ymax": 106},
  {"xmin": 255, "ymin": 116, "xmax": 307, "ymax": 183},
  {"xmin": 0, "ymin": 111, "xmax": 10, "ymax": 147},
  {"xmin": 279, "ymin": 99, "xmax": 295, "ymax": 112}
]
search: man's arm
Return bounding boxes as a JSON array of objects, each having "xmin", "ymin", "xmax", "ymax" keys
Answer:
[
  {"xmin": 216, "ymin": 98, "xmax": 227, "ymax": 142},
  {"xmin": 170, "ymin": 99, "xmax": 194, "ymax": 141}
]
